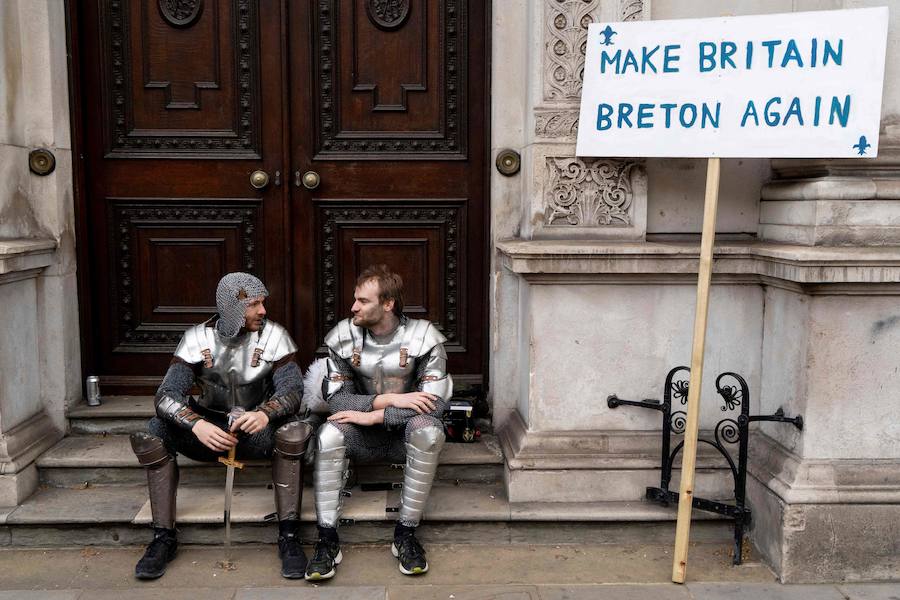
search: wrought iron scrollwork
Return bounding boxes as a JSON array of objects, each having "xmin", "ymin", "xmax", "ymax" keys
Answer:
[{"xmin": 607, "ymin": 366, "xmax": 803, "ymax": 565}]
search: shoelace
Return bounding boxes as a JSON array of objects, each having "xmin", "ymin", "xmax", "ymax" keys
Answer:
[
  {"xmin": 280, "ymin": 534, "xmax": 303, "ymax": 557},
  {"xmin": 397, "ymin": 535, "xmax": 426, "ymax": 560},
  {"xmin": 144, "ymin": 536, "xmax": 172, "ymax": 559},
  {"xmin": 312, "ymin": 540, "xmax": 336, "ymax": 562}
]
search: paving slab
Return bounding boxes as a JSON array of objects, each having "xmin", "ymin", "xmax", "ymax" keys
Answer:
[
  {"xmin": 838, "ymin": 584, "xmax": 900, "ymax": 600},
  {"xmin": 235, "ymin": 586, "xmax": 385, "ymax": 599},
  {"xmin": 685, "ymin": 583, "xmax": 846, "ymax": 600},
  {"xmin": 78, "ymin": 589, "xmax": 234, "ymax": 600},
  {"xmin": 537, "ymin": 584, "xmax": 692, "ymax": 599},
  {"xmin": 0, "ymin": 593, "xmax": 79, "ymax": 600},
  {"xmin": 0, "ymin": 543, "xmax": 775, "ymax": 589},
  {"xmin": 7, "ymin": 485, "xmax": 148, "ymax": 524},
  {"xmin": 388, "ymin": 585, "xmax": 541, "ymax": 599}
]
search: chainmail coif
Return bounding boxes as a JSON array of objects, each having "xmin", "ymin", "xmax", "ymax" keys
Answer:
[{"xmin": 215, "ymin": 272, "xmax": 269, "ymax": 338}]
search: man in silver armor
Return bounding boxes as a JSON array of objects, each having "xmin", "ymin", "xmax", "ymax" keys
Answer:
[
  {"xmin": 129, "ymin": 272, "xmax": 312, "ymax": 579},
  {"xmin": 305, "ymin": 264, "xmax": 452, "ymax": 580}
]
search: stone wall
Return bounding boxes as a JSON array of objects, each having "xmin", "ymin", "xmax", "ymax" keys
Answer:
[
  {"xmin": 0, "ymin": 0, "xmax": 80, "ymax": 506},
  {"xmin": 491, "ymin": 0, "xmax": 900, "ymax": 583}
]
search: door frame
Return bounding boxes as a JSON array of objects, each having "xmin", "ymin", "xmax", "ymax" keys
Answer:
[{"xmin": 66, "ymin": 0, "xmax": 492, "ymax": 394}]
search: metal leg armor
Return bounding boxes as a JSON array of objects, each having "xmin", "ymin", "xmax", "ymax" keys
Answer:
[
  {"xmin": 314, "ymin": 423, "xmax": 350, "ymax": 528},
  {"xmin": 272, "ymin": 421, "xmax": 313, "ymax": 521},
  {"xmin": 399, "ymin": 425, "xmax": 445, "ymax": 527},
  {"xmin": 130, "ymin": 432, "xmax": 178, "ymax": 530}
]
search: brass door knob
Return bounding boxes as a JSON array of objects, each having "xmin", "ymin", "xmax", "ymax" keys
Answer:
[
  {"xmin": 249, "ymin": 170, "xmax": 270, "ymax": 189},
  {"xmin": 301, "ymin": 171, "xmax": 320, "ymax": 190}
]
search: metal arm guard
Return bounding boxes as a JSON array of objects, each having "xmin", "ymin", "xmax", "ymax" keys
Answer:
[
  {"xmin": 272, "ymin": 421, "xmax": 313, "ymax": 521},
  {"xmin": 313, "ymin": 422, "xmax": 350, "ymax": 528},
  {"xmin": 130, "ymin": 432, "xmax": 178, "ymax": 530},
  {"xmin": 399, "ymin": 425, "xmax": 445, "ymax": 527}
]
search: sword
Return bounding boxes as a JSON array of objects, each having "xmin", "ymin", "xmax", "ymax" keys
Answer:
[
  {"xmin": 217, "ymin": 382, "xmax": 245, "ymax": 568},
  {"xmin": 218, "ymin": 444, "xmax": 244, "ymax": 565}
]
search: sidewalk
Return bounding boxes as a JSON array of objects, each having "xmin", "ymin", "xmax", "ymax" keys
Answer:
[{"xmin": 0, "ymin": 542, "xmax": 896, "ymax": 599}]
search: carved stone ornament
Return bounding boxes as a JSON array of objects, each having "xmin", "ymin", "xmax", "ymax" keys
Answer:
[
  {"xmin": 366, "ymin": 0, "xmax": 411, "ymax": 30},
  {"xmin": 545, "ymin": 158, "xmax": 636, "ymax": 227},
  {"xmin": 544, "ymin": 0, "xmax": 600, "ymax": 101},
  {"xmin": 620, "ymin": 0, "xmax": 644, "ymax": 21},
  {"xmin": 158, "ymin": 0, "xmax": 203, "ymax": 28},
  {"xmin": 535, "ymin": 109, "xmax": 579, "ymax": 139}
]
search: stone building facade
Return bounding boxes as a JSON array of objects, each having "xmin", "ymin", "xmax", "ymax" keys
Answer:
[{"xmin": 0, "ymin": 0, "xmax": 898, "ymax": 583}]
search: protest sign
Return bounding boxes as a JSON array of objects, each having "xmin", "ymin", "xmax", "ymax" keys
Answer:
[{"xmin": 576, "ymin": 7, "xmax": 888, "ymax": 158}]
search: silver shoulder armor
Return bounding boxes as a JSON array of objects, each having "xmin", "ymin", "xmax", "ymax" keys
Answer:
[
  {"xmin": 260, "ymin": 321, "xmax": 298, "ymax": 363},
  {"xmin": 324, "ymin": 318, "xmax": 362, "ymax": 360},
  {"xmin": 173, "ymin": 324, "xmax": 210, "ymax": 364},
  {"xmin": 404, "ymin": 319, "xmax": 447, "ymax": 358}
]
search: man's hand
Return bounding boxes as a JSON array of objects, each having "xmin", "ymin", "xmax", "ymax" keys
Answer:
[
  {"xmin": 377, "ymin": 392, "xmax": 438, "ymax": 414},
  {"xmin": 328, "ymin": 409, "xmax": 384, "ymax": 426},
  {"xmin": 192, "ymin": 420, "xmax": 238, "ymax": 452},
  {"xmin": 230, "ymin": 410, "xmax": 270, "ymax": 435}
]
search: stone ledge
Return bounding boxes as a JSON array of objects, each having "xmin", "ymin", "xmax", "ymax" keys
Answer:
[
  {"xmin": 0, "ymin": 238, "xmax": 56, "ymax": 276},
  {"xmin": 0, "ymin": 412, "xmax": 64, "ymax": 474},
  {"xmin": 749, "ymin": 434, "xmax": 900, "ymax": 505},
  {"xmin": 497, "ymin": 238, "xmax": 900, "ymax": 286}
]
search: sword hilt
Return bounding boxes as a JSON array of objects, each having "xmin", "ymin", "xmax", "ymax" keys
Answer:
[{"xmin": 218, "ymin": 447, "xmax": 244, "ymax": 469}]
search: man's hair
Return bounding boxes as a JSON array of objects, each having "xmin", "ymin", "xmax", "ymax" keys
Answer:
[{"xmin": 357, "ymin": 264, "xmax": 404, "ymax": 316}]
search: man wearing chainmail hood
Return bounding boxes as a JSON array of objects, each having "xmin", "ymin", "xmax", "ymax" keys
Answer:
[
  {"xmin": 129, "ymin": 272, "xmax": 312, "ymax": 580},
  {"xmin": 305, "ymin": 264, "xmax": 451, "ymax": 580}
]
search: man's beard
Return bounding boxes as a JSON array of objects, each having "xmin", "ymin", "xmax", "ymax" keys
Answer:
[{"xmin": 352, "ymin": 313, "xmax": 380, "ymax": 328}]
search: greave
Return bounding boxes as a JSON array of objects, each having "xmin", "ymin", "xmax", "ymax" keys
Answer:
[
  {"xmin": 273, "ymin": 421, "xmax": 313, "ymax": 521},
  {"xmin": 399, "ymin": 426, "xmax": 445, "ymax": 527},
  {"xmin": 130, "ymin": 432, "xmax": 178, "ymax": 530},
  {"xmin": 314, "ymin": 423, "xmax": 350, "ymax": 528}
]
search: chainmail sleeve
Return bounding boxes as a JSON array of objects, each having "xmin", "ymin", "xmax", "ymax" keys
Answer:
[
  {"xmin": 155, "ymin": 357, "xmax": 203, "ymax": 430},
  {"xmin": 324, "ymin": 350, "xmax": 375, "ymax": 413},
  {"xmin": 258, "ymin": 353, "xmax": 304, "ymax": 420},
  {"xmin": 383, "ymin": 344, "xmax": 452, "ymax": 428}
]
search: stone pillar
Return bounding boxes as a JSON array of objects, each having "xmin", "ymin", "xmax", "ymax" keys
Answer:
[
  {"xmin": 0, "ymin": 0, "xmax": 80, "ymax": 506},
  {"xmin": 746, "ymin": 1, "xmax": 900, "ymax": 581}
]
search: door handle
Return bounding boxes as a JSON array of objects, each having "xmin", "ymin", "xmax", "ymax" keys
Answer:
[
  {"xmin": 297, "ymin": 170, "xmax": 320, "ymax": 190},
  {"xmin": 249, "ymin": 170, "xmax": 270, "ymax": 189}
]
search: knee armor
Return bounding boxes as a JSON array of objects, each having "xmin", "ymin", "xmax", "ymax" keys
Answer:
[
  {"xmin": 314, "ymin": 423, "xmax": 350, "ymax": 528},
  {"xmin": 399, "ymin": 425, "xmax": 445, "ymax": 527},
  {"xmin": 130, "ymin": 432, "xmax": 178, "ymax": 530}
]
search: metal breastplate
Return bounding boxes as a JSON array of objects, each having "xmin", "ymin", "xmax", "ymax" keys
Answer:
[
  {"xmin": 354, "ymin": 325, "xmax": 416, "ymax": 395},
  {"xmin": 195, "ymin": 330, "xmax": 274, "ymax": 413}
]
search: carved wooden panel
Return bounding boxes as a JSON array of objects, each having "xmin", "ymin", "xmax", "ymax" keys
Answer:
[
  {"xmin": 110, "ymin": 200, "xmax": 262, "ymax": 351},
  {"xmin": 103, "ymin": 0, "xmax": 261, "ymax": 157},
  {"xmin": 314, "ymin": 0, "xmax": 466, "ymax": 159},
  {"xmin": 316, "ymin": 202, "xmax": 465, "ymax": 350}
]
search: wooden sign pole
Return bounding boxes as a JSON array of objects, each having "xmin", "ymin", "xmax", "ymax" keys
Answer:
[{"xmin": 672, "ymin": 157, "xmax": 721, "ymax": 584}]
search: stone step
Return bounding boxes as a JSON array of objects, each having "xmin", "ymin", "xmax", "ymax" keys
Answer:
[
  {"xmin": 68, "ymin": 396, "xmax": 155, "ymax": 434},
  {"xmin": 36, "ymin": 434, "xmax": 505, "ymax": 487},
  {"xmin": 0, "ymin": 482, "xmax": 732, "ymax": 547}
]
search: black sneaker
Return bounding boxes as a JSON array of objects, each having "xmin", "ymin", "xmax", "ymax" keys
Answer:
[
  {"xmin": 277, "ymin": 530, "xmax": 308, "ymax": 579},
  {"xmin": 134, "ymin": 528, "xmax": 178, "ymax": 580},
  {"xmin": 304, "ymin": 538, "xmax": 342, "ymax": 581},
  {"xmin": 391, "ymin": 532, "xmax": 428, "ymax": 575}
]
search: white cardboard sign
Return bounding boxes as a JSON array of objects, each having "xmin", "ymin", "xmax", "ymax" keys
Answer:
[{"xmin": 575, "ymin": 7, "xmax": 888, "ymax": 158}]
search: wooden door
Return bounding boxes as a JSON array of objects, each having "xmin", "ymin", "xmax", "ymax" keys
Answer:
[
  {"xmin": 77, "ymin": 0, "xmax": 289, "ymax": 391},
  {"xmin": 74, "ymin": 0, "xmax": 488, "ymax": 393},
  {"xmin": 288, "ymin": 1, "xmax": 488, "ymax": 384}
]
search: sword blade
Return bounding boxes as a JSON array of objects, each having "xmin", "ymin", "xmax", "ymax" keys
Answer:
[{"xmin": 223, "ymin": 463, "xmax": 236, "ymax": 559}]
